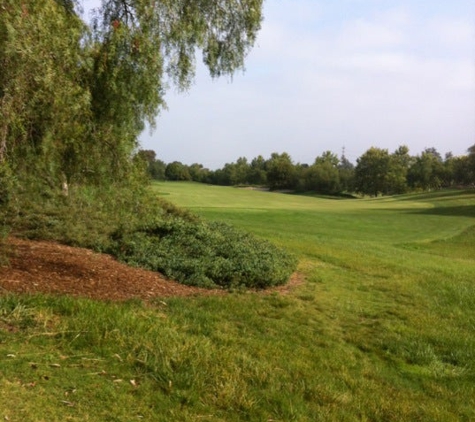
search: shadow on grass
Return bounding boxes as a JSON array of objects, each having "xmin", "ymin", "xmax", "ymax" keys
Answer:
[
  {"xmin": 289, "ymin": 192, "xmax": 359, "ymax": 200},
  {"xmin": 377, "ymin": 204, "xmax": 475, "ymax": 218},
  {"xmin": 397, "ymin": 189, "xmax": 475, "ymax": 202},
  {"xmin": 409, "ymin": 205, "xmax": 475, "ymax": 218}
]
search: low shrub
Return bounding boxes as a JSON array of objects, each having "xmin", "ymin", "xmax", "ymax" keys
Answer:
[
  {"xmin": 7, "ymin": 184, "xmax": 297, "ymax": 289},
  {"xmin": 109, "ymin": 218, "xmax": 297, "ymax": 289}
]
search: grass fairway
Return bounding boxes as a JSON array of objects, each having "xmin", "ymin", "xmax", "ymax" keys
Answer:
[{"xmin": 2, "ymin": 183, "xmax": 475, "ymax": 421}]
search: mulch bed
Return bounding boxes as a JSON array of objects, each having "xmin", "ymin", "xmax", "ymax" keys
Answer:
[{"xmin": 0, "ymin": 237, "xmax": 302, "ymax": 302}]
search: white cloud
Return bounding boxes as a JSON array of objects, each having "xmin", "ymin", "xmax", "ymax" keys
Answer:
[
  {"xmin": 428, "ymin": 18, "xmax": 474, "ymax": 49},
  {"xmin": 135, "ymin": 1, "xmax": 475, "ymax": 165},
  {"xmin": 335, "ymin": 19, "xmax": 407, "ymax": 51}
]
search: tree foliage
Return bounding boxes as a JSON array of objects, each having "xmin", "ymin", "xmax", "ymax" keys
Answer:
[
  {"xmin": 303, "ymin": 151, "xmax": 340, "ymax": 194},
  {"xmin": 354, "ymin": 147, "xmax": 392, "ymax": 196},
  {"xmin": 0, "ymin": 0, "xmax": 266, "ymax": 270},
  {"xmin": 165, "ymin": 161, "xmax": 191, "ymax": 181},
  {"xmin": 407, "ymin": 148, "xmax": 445, "ymax": 191},
  {"xmin": 266, "ymin": 152, "xmax": 297, "ymax": 190},
  {"xmin": 1, "ymin": 0, "xmax": 90, "ymax": 186},
  {"xmin": 355, "ymin": 146, "xmax": 413, "ymax": 196},
  {"xmin": 0, "ymin": 0, "xmax": 264, "ymax": 192}
]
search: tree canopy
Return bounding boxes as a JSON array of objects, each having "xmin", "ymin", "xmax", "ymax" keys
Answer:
[{"xmin": 0, "ymin": 0, "xmax": 263, "ymax": 190}]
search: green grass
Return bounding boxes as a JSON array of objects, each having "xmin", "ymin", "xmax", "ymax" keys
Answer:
[{"xmin": 1, "ymin": 182, "xmax": 475, "ymax": 420}]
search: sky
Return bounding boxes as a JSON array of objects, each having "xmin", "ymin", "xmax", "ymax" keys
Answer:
[{"xmin": 83, "ymin": 0, "xmax": 475, "ymax": 169}]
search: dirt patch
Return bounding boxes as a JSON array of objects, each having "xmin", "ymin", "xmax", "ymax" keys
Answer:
[{"xmin": 0, "ymin": 238, "xmax": 302, "ymax": 302}]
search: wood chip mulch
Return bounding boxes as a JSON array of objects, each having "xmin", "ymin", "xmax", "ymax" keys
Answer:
[{"xmin": 0, "ymin": 237, "xmax": 302, "ymax": 302}]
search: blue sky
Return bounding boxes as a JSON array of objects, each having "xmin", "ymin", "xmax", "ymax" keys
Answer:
[{"xmin": 83, "ymin": 0, "xmax": 475, "ymax": 168}]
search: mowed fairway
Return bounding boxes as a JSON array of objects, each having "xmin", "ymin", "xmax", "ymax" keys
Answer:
[
  {"xmin": 152, "ymin": 182, "xmax": 475, "ymax": 420},
  {"xmin": 1, "ymin": 184, "xmax": 474, "ymax": 421}
]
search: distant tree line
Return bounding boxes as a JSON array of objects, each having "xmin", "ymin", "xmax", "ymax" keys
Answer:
[{"xmin": 138, "ymin": 144, "xmax": 475, "ymax": 196}]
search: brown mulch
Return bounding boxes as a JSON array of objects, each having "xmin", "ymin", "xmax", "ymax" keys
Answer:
[{"xmin": 0, "ymin": 237, "xmax": 302, "ymax": 302}]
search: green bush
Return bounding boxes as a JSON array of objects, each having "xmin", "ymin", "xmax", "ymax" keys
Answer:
[
  {"xmin": 7, "ymin": 184, "xmax": 297, "ymax": 290},
  {"xmin": 109, "ymin": 218, "xmax": 297, "ymax": 289}
]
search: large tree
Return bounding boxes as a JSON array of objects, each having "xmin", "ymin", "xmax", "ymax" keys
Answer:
[
  {"xmin": 0, "ymin": 0, "xmax": 264, "ymax": 190},
  {"xmin": 0, "ymin": 0, "xmax": 90, "ymax": 187}
]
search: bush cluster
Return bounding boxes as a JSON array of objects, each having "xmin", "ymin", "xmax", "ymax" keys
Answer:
[
  {"xmin": 5, "ymin": 185, "xmax": 297, "ymax": 290},
  {"xmin": 109, "ymin": 219, "xmax": 297, "ymax": 289}
]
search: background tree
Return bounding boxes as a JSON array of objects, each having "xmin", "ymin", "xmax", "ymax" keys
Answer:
[
  {"xmin": 266, "ymin": 152, "xmax": 297, "ymax": 190},
  {"xmin": 441, "ymin": 152, "xmax": 457, "ymax": 187},
  {"xmin": 165, "ymin": 161, "xmax": 191, "ymax": 181},
  {"xmin": 136, "ymin": 149, "xmax": 157, "ymax": 165},
  {"xmin": 354, "ymin": 147, "xmax": 392, "ymax": 196},
  {"xmin": 450, "ymin": 156, "xmax": 470, "ymax": 186},
  {"xmin": 315, "ymin": 151, "xmax": 339, "ymax": 167},
  {"xmin": 293, "ymin": 163, "xmax": 308, "ymax": 192},
  {"xmin": 219, "ymin": 162, "xmax": 237, "ymax": 186},
  {"xmin": 387, "ymin": 145, "xmax": 412, "ymax": 194},
  {"xmin": 136, "ymin": 150, "xmax": 167, "ymax": 180},
  {"xmin": 231, "ymin": 157, "xmax": 251, "ymax": 185},
  {"xmin": 338, "ymin": 151, "xmax": 355, "ymax": 193},
  {"xmin": 407, "ymin": 148, "xmax": 445, "ymax": 191},
  {"xmin": 207, "ymin": 169, "xmax": 222, "ymax": 186},
  {"xmin": 304, "ymin": 151, "xmax": 340, "ymax": 194},
  {"xmin": 149, "ymin": 159, "xmax": 167, "ymax": 180},
  {"xmin": 248, "ymin": 155, "xmax": 267, "ymax": 185},
  {"xmin": 467, "ymin": 144, "xmax": 475, "ymax": 185},
  {"xmin": 188, "ymin": 163, "xmax": 210, "ymax": 183},
  {"xmin": 355, "ymin": 146, "xmax": 414, "ymax": 196}
]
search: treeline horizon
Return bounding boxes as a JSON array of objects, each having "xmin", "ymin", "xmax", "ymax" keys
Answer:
[{"xmin": 138, "ymin": 144, "xmax": 475, "ymax": 196}]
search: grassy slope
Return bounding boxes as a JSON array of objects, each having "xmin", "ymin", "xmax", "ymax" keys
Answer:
[{"xmin": 1, "ymin": 183, "xmax": 474, "ymax": 421}]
